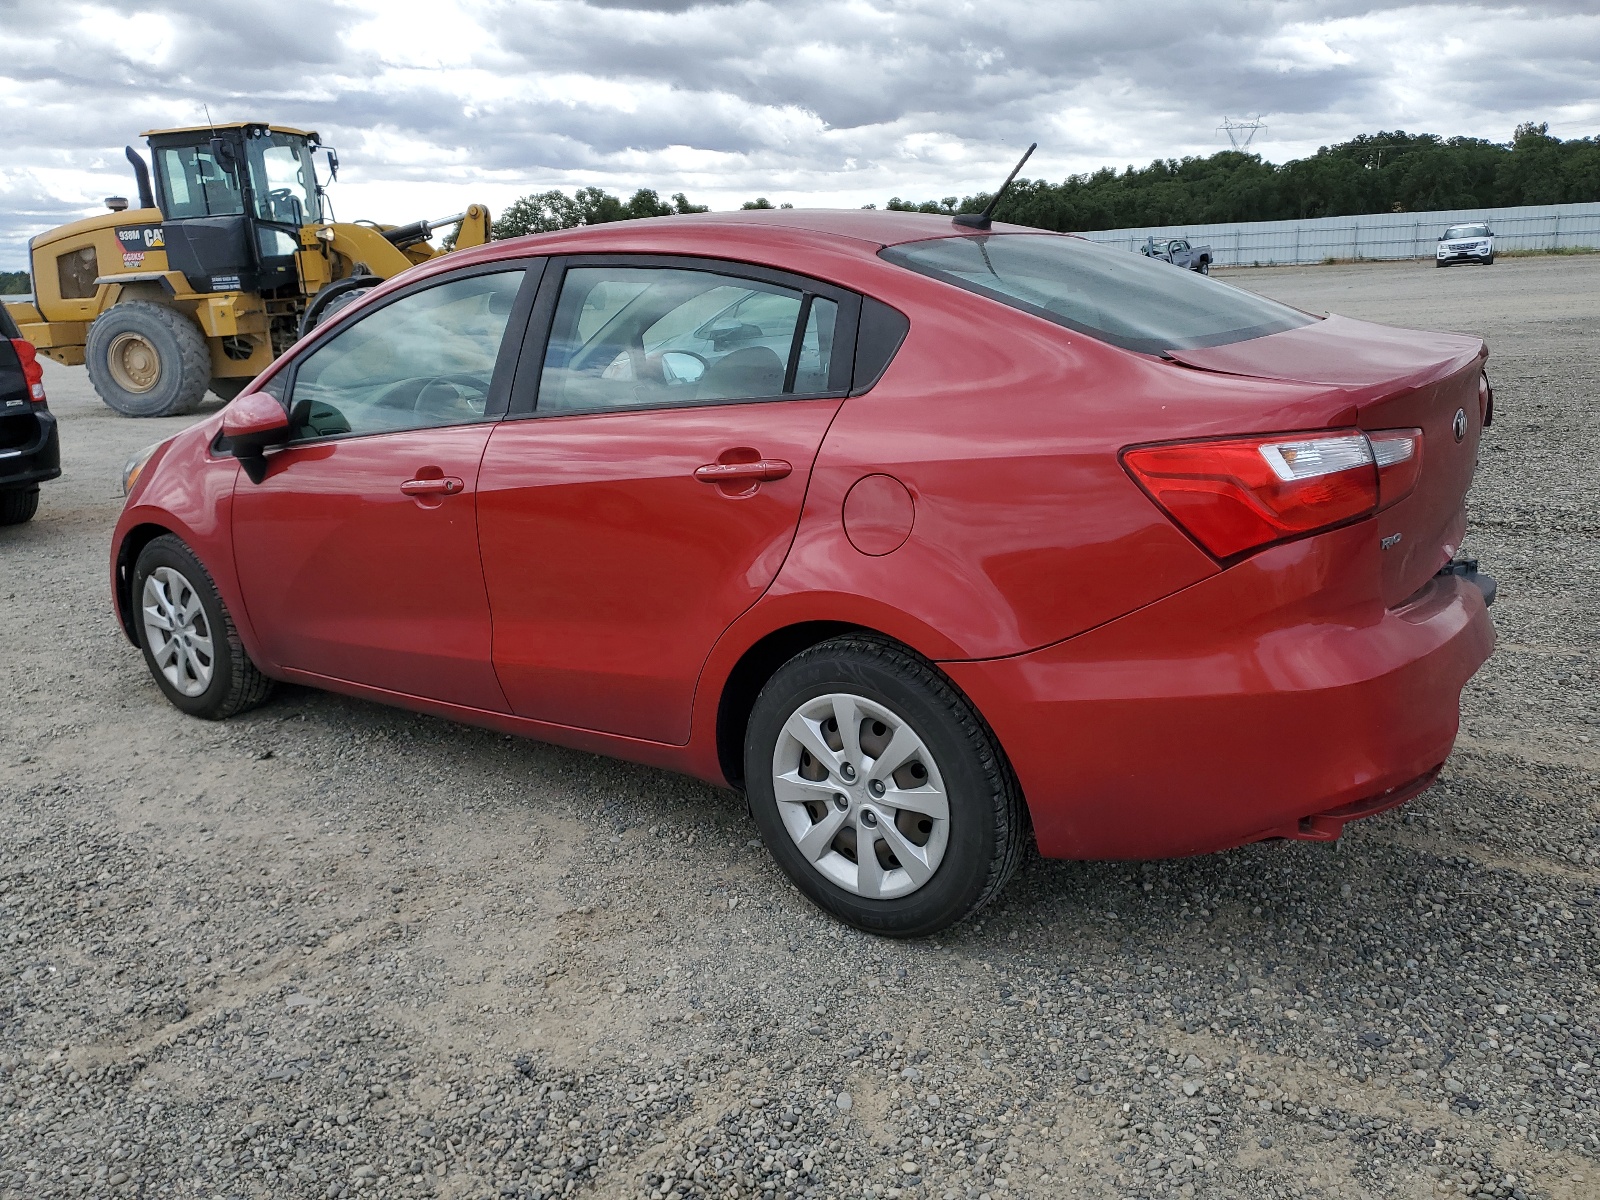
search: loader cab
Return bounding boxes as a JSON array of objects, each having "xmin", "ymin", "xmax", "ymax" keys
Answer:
[{"xmin": 145, "ymin": 123, "xmax": 324, "ymax": 297}]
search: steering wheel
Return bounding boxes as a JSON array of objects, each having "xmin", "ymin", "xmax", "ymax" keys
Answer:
[{"xmin": 412, "ymin": 372, "xmax": 492, "ymax": 421}]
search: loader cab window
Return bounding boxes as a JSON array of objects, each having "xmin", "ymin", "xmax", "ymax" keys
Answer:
[
  {"xmin": 156, "ymin": 145, "xmax": 246, "ymax": 220},
  {"xmin": 246, "ymin": 132, "xmax": 321, "ymax": 227}
]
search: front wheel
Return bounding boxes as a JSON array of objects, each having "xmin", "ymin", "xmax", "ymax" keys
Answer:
[
  {"xmin": 132, "ymin": 534, "xmax": 274, "ymax": 719},
  {"xmin": 744, "ymin": 635, "xmax": 1025, "ymax": 936},
  {"xmin": 299, "ymin": 276, "xmax": 377, "ymax": 339},
  {"xmin": 1483, "ymin": 254, "xmax": 1495, "ymax": 265},
  {"xmin": 85, "ymin": 301, "xmax": 210, "ymax": 417}
]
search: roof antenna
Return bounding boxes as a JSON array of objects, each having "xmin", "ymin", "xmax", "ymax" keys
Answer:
[{"xmin": 953, "ymin": 142, "xmax": 1036, "ymax": 231}]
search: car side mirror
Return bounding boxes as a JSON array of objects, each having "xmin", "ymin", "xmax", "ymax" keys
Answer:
[{"xmin": 222, "ymin": 388, "xmax": 292, "ymax": 484}]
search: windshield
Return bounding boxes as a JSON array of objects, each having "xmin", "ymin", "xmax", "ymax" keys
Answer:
[
  {"xmin": 882, "ymin": 233, "xmax": 1314, "ymax": 354},
  {"xmin": 155, "ymin": 144, "xmax": 246, "ymax": 219},
  {"xmin": 246, "ymin": 131, "xmax": 320, "ymax": 226},
  {"xmin": 1443, "ymin": 224, "xmax": 1490, "ymax": 240}
]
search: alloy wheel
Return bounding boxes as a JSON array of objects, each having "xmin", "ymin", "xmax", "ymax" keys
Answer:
[
  {"xmin": 771, "ymin": 692, "xmax": 950, "ymax": 900},
  {"xmin": 141, "ymin": 566, "xmax": 214, "ymax": 697}
]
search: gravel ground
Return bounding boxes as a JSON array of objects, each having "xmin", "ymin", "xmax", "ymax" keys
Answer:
[{"xmin": 2, "ymin": 253, "xmax": 1597, "ymax": 1200}]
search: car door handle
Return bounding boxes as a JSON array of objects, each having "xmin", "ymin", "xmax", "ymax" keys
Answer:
[
  {"xmin": 400, "ymin": 476, "xmax": 464, "ymax": 496},
  {"xmin": 693, "ymin": 459, "xmax": 792, "ymax": 484}
]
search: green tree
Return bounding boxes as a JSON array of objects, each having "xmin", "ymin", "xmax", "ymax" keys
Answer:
[
  {"xmin": 885, "ymin": 124, "xmax": 1600, "ymax": 230},
  {"xmin": 492, "ymin": 187, "xmax": 707, "ymax": 240},
  {"xmin": 0, "ymin": 271, "xmax": 29, "ymax": 295}
]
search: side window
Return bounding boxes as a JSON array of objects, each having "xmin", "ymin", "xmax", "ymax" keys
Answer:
[
  {"xmin": 536, "ymin": 266, "xmax": 840, "ymax": 415},
  {"xmin": 288, "ymin": 271, "xmax": 522, "ymax": 440}
]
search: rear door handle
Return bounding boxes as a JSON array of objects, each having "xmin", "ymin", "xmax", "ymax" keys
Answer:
[
  {"xmin": 693, "ymin": 459, "xmax": 793, "ymax": 484},
  {"xmin": 401, "ymin": 476, "xmax": 464, "ymax": 496}
]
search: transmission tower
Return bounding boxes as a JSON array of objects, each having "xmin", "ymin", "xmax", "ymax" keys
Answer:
[{"xmin": 1219, "ymin": 116, "xmax": 1267, "ymax": 151}]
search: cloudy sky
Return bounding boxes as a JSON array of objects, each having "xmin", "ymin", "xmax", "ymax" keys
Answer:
[{"xmin": 2, "ymin": 0, "xmax": 1597, "ymax": 265}]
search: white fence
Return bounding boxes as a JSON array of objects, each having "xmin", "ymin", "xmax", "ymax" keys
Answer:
[{"xmin": 1078, "ymin": 201, "xmax": 1600, "ymax": 267}]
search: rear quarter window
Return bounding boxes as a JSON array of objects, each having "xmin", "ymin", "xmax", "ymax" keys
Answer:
[{"xmin": 880, "ymin": 233, "xmax": 1314, "ymax": 355}]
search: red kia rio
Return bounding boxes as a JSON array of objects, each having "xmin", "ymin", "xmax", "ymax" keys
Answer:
[{"xmin": 113, "ymin": 210, "xmax": 1496, "ymax": 936}]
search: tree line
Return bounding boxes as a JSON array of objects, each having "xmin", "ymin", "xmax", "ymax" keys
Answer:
[
  {"xmin": 0, "ymin": 271, "xmax": 28, "ymax": 294},
  {"xmin": 887, "ymin": 123, "xmax": 1600, "ymax": 230},
  {"xmin": 491, "ymin": 188, "xmax": 793, "ymax": 238},
  {"xmin": 488, "ymin": 122, "xmax": 1598, "ymax": 240}
]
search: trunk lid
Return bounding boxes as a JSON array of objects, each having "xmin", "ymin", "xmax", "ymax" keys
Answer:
[{"xmin": 1169, "ymin": 314, "xmax": 1487, "ymax": 606}]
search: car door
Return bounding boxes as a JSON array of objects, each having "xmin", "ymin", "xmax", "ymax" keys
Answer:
[
  {"xmin": 232, "ymin": 263, "xmax": 540, "ymax": 709},
  {"xmin": 477, "ymin": 256, "xmax": 859, "ymax": 744}
]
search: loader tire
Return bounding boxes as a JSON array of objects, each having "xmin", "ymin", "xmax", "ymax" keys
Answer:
[
  {"xmin": 299, "ymin": 276, "xmax": 377, "ymax": 339},
  {"xmin": 209, "ymin": 378, "xmax": 250, "ymax": 403},
  {"xmin": 86, "ymin": 301, "xmax": 211, "ymax": 418}
]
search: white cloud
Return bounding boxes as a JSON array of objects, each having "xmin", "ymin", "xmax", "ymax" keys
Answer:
[{"xmin": 1, "ymin": 0, "xmax": 1596, "ymax": 264}]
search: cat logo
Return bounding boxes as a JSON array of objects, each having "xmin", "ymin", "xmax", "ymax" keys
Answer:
[{"xmin": 114, "ymin": 225, "xmax": 165, "ymax": 252}]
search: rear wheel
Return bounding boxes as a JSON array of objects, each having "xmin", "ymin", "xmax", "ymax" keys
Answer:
[
  {"xmin": 744, "ymin": 635, "xmax": 1025, "ymax": 936},
  {"xmin": 132, "ymin": 534, "xmax": 273, "ymax": 719},
  {"xmin": 0, "ymin": 487, "xmax": 39, "ymax": 525},
  {"xmin": 86, "ymin": 301, "xmax": 210, "ymax": 417}
]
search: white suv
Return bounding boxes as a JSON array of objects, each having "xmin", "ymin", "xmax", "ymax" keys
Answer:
[{"xmin": 1436, "ymin": 223, "xmax": 1494, "ymax": 267}]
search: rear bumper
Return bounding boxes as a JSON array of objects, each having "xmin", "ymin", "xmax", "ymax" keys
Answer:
[
  {"xmin": 943, "ymin": 525, "xmax": 1496, "ymax": 860},
  {"xmin": 0, "ymin": 409, "xmax": 60, "ymax": 489}
]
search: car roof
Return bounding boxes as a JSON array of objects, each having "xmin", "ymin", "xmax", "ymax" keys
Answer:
[
  {"xmin": 501, "ymin": 208, "xmax": 1052, "ymax": 253},
  {"xmin": 384, "ymin": 208, "xmax": 1079, "ymax": 300}
]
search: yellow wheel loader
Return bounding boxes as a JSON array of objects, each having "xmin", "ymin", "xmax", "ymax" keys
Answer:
[{"xmin": 2, "ymin": 122, "xmax": 490, "ymax": 416}]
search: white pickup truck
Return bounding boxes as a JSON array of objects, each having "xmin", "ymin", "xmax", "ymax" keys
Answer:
[{"xmin": 1140, "ymin": 236, "xmax": 1213, "ymax": 274}]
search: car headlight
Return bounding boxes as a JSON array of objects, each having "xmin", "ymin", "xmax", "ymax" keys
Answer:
[{"xmin": 122, "ymin": 440, "xmax": 166, "ymax": 496}]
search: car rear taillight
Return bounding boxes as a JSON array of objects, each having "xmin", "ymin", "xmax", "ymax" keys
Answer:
[
  {"xmin": 9, "ymin": 338, "xmax": 46, "ymax": 405},
  {"xmin": 1122, "ymin": 428, "xmax": 1424, "ymax": 560},
  {"xmin": 1370, "ymin": 429, "xmax": 1423, "ymax": 510}
]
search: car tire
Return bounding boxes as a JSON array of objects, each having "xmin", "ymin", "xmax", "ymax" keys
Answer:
[
  {"xmin": 1484, "ymin": 254, "xmax": 1495, "ymax": 266},
  {"xmin": 1435, "ymin": 259, "xmax": 1446, "ymax": 268},
  {"xmin": 744, "ymin": 634, "xmax": 1025, "ymax": 937},
  {"xmin": 86, "ymin": 301, "xmax": 211, "ymax": 417},
  {"xmin": 132, "ymin": 534, "xmax": 274, "ymax": 719},
  {"xmin": 0, "ymin": 487, "xmax": 39, "ymax": 525}
]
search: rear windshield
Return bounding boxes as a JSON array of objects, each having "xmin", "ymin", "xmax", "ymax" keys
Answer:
[{"xmin": 880, "ymin": 233, "xmax": 1315, "ymax": 355}]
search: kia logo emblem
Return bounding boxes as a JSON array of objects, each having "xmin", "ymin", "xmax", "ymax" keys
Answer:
[{"xmin": 1453, "ymin": 408, "xmax": 1467, "ymax": 442}]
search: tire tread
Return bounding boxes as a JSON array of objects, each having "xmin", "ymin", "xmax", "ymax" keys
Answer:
[
  {"xmin": 0, "ymin": 487, "xmax": 39, "ymax": 525},
  {"xmin": 136, "ymin": 534, "xmax": 273, "ymax": 718},
  {"xmin": 86, "ymin": 301, "xmax": 211, "ymax": 417}
]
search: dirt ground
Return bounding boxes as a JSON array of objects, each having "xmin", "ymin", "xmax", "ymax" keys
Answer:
[{"xmin": 1, "ymin": 254, "xmax": 1596, "ymax": 1200}]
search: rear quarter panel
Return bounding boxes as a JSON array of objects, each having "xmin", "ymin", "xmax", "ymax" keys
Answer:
[{"xmin": 755, "ymin": 270, "xmax": 1358, "ymax": 662}]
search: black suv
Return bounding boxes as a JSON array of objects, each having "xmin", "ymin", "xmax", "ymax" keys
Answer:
[{"xmin": 0, "ymin": 302, "xmax": 60, "ymax": 524}]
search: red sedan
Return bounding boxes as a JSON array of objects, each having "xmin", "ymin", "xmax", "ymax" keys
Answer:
[{"xmin": 112, "ymin": 211, "xmax": 1496, "ymax": 936}]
